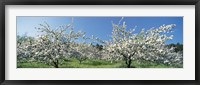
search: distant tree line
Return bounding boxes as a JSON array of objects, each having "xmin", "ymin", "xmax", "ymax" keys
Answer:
[
  {"xmin": 167, "ymin": 43, "xmax": 183, "ymax": 52},
  {"xmin": 92, "ymin": 43, "xmax": 183, "ymax": 53}
]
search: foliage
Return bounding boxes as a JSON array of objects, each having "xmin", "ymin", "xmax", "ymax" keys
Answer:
[{"xmin": 168, "ymin": 43, "xmax": 183, "ymax": 52}]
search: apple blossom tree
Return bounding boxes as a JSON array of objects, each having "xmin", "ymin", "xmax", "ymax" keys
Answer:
[
  {"xmin": 17, "ymin": 35, "xmax": 35, "ymax": 63},
  {"xmin": 104, "ymin": 18, "xmax": 183, "ymax": 68},
  {"xmin": 31, "ymin": 21, "xmax": 86, "ymax": 68},
  {"xmin": 69, "ymin": 43, "xmax": 102, "ymax": 64}
]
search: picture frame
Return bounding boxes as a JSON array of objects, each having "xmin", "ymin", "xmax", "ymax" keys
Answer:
[{"xmin": 0, "ymin": 0, "xmax": 199, "ymax": 85}]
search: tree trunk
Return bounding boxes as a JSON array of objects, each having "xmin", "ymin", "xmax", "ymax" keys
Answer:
[
  {"xmin": 126, "ymin": 59, "xmax": 132, "ymax": 68},
  {"xmin": 53, "ymin": 60, "xmax": 59, "ymax": 68},
  {"xmin": 54, "ymin": 64, "xmax": 59, "ymax": 68},
  {"xmin": 124, "ymin": 56, "xmax": 132, "ymax": 68},
  {"xmin": 122, "ymin": 53, "xmax": 134, "ymax": 68}
]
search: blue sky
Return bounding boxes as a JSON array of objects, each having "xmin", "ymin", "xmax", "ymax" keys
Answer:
[{"xmin": 17, "ymin": 16, "xmax": 183, "ymax": 44}]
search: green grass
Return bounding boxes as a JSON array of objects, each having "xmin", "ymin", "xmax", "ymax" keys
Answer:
[
  {"xmin": 17, "ymin": 58, "xmax": 182, "ymax": 68},
  {"xmin": 17, "ymin": 62, "xmax": 54, "ymax": 68}
]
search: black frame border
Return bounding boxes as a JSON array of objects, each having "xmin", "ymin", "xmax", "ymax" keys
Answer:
[{"xmin": 0, "ymin": 0, "xmax": 200, "ymax": 85}]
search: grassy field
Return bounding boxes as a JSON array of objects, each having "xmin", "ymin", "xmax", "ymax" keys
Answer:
[{"xmin": 17, "ymin": 58, "xmax": 182, "ymax": 68}]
